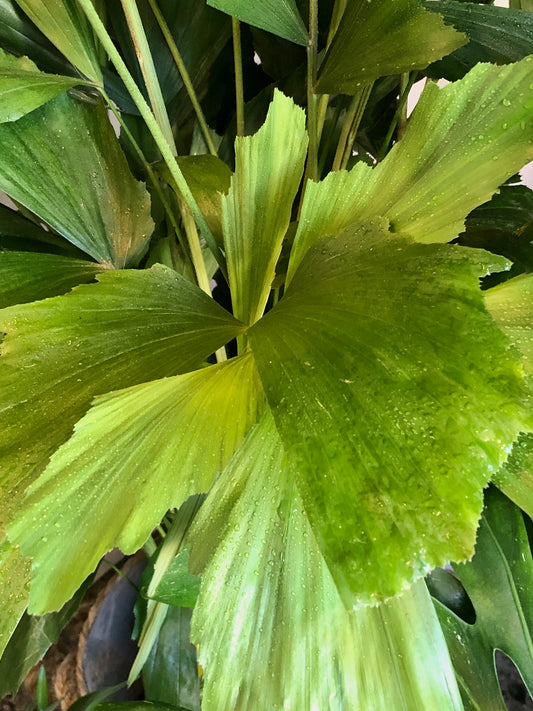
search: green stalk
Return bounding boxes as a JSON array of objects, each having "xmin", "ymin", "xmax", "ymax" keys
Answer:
[
  {"xmin": 77, "ymin": 0, "xmax": 226, "ymax": 278},
  {"xmin": 339, "ymin": 82, "xmax": 373, "ymax": 170},
  {"xmin": 378, "ymin": 72, "xmax": 417, "ymax": 161},
  {"xmin": 331, "ymin": 93, "xmax": 359, "ymax": 172},
  {"xmin": 147, "ymin": 0, "xmax": 218, "ymax": 156},
  {"xmin": 306, "ymin": 0, "xmax": 319, "ymax": 181},
  {"xmin": 120, "ymin": 0, "xmax": 177, "ymax": 154},
  {"xmin": 232, "ymin": 17, "xmax": 244, "ymax": 136}
]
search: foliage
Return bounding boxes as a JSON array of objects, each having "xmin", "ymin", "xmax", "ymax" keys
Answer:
[{"xmin": 0, "ymin": 0, "xmax": 533, "ymax": 709}]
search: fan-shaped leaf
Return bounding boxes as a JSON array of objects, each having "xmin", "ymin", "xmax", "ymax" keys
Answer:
[
  {"xmin": 0, "ymin": 540, "xmax": 30, "ymax": 658},
  {"xmin": 207, "ymin": 0, "xmax": 308, "ymax": 46}
]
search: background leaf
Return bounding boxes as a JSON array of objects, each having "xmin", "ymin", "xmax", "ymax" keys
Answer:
[
  {"xmin": 0, "ymin": 92, "xmax": 154, "ymax": 267},
  {"xmin": 316, "ymin": 0, "xmax": 466, "ymax": 93},
  {"xmin": 149, "ymin": 548, "xmax": 200, "ymax": 608},
  {"xmin": 250, "ymin": 222, "xmax": 530, "ymax": 605}
]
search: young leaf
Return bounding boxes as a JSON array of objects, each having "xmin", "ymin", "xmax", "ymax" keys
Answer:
[
  {"xmin": 0, "ymin": 266, "xmax": 243, "ymax": 532},
  {"xmin": 290, "ymin": 57, "xmax": 533, "ymax": 280},
  {"xmin": 434, "ymin": 487, "xmax": 533, "ymax": 709},
  {"xmin": 189, "ymin": 411, "xmax": 464, "ymax": 711},
  {"xmin": 0, "ymin": 251, "xmax": 103, "ymax": 307},
  {"xmin": 13, "ymin": 0, "xmax": 102, "ymax": 81},
  {"xmin": 0, "ymin": 92, "xmax": 154, "ymax": 268},
  {"xmin": 249, "ymin": 221, "xmax": 531, "ymax": 606},
  {"xmin": 316, "ymin": 0, "xmax": 466, "ymax": 94},
  {"xmin": 206, "ymin": 0, "xmax": 308, "ymax": 47},
  {"xmin": 9, "ymin": 354, "xmax": 261, "ymax": 613},
  {"xmin": 149, "ymin": 548, "xmax": 201, "ymax": 608},
  {"xmin": 0, "ymin": 540, "xmax": 30, "ymax": 659},
  {"xmin": 0, "ymin": 48, "xmax": 83, "ymax": 122},
  {"xmin": 223, "ymin": 89, "xmax": 307, "ymax": 325},
  {"xmin": 425, "ymin": 1, "xmax": 533, "ymax": 81}
]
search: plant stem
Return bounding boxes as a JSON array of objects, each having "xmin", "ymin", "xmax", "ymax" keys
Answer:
[
  {"xmin": 397, "ymin": 72, "xmax": 410, "ymax": 141},
  {"xmin": 306, "ymin": 0, "xmax": 319, "ymax": 181},
  {"xmin": 232, "ymin": 17, "xmax": 244, "ymax": 136},
  {"xmin": 120, "ymin": 0, "xmax": 176, "ymax": 155},
  {"xmin": 147, "ymin": 0, "xmax": 218, "ymax": 156},
  {"xmin": 339, "ymin": 82, "xmax": 373, "ymax": 170},
  {"xmin": 378, "ymin": 72, "xmax": 417, "ymax": 161},
  {"xmin": 78, "ymin": 0, "xmax": 226, "ymax": 277}
]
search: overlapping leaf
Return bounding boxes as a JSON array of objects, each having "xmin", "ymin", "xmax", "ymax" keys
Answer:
[
  {"xmin": 250, "ymin": 221, "xmax": 530, "ymax": 605},
  {"xmin": 316, "ymin": 0, "xmax": 466, "ymax": 94},
  {"xmin": 0, "ymin": 203, "xmax": 85, "ymax": 255},
  {"xmin": 14, "ymin": 0, "xmax": 102, "ymax": 80},
  {"xmin": 0, "ymin": 92, "xmax": 154, "ymax": 267},
  {"xmin": 433, "ymin": 487, "xmax": 533, "ymax": 710},
  {"xmin": 9, "ymin": 354, "xmax": 261, "ymax": 612},
  {"xmin": 0, "ymin": 266, "xmax": 243, "ymax": 532},
  {"xmin": 290, "ymin": 57, "xmax": 533, "ymax": 280},
  {"xmin": 0, "ymin": 251, "xmax": 102, "ymax": 307},
  {"xmin": 223, "ymin": 89, "xmax": 307, "ymax": 324},
  {"xmin": 207, "ymin": 0, "xmax": 308, "ymax": 46},
  {"xmin": 0, "ymin": 540, "xmax": 30, "ymax": 659},
  {"xmin": 189, "ymin": 412, "xmax": 464, "ymax": 711},
  {"xmin": 0, "ymin": 48, "xmax": 82, "ymax": 121}
]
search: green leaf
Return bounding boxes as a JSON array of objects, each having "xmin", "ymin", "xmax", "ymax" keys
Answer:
[
  {"xmin": 143, "ymin": 606, "xmax": 200, "ymax": 710},
  {"xmin": 206, "ymin": 0, "xmax": 308, "ymax": 47},
  {"xmin": 189, "ymin": 411, "xmax": 464, "ymax": 711},
  {"xmin": 0, "ymin": 92, "xmax": 154, "ymax": 268},
  {"xmin": 9, "ymin": 353, "xmax": 261, "ymax": 613},
  {"xmin": 89, "ymin": 704, "xmax": 182, "ymax": 711},
  {"xmin": 0, "ymin": 48, "xmax": 82, "ymax": 121},
  {"xmin": 290, "ymin": 57, "xmax": 533, "ymax": 277},
  {"xmin": 0, "ymin": 540, "xmax": 30, "ymax": 659},
  {"xmin": 433, "ymin": 487, "xmax": 533, "ymax": 709},
  {"xmin": 485, "ymin": 273, "xmax": 533, "ymax": 375},
  {"xmin": 0, "ymin": 251, "xmax": 103, "ymax": 307},
  {"xmin": 249, "ymin": 221, "xmax": 530, "ymax": 606},
  {"xmin": 13, "ymin": 0, "xmax": 102, "ymax": 81},
  {"xmin": 0, "ymin": 204, "xmax": 85, "ymax": 256},
  {"xmin": 425, "ymin": 1, "xmax": 533, "ymax": 81},
  {"xmin": 150, "ymin": 548, "xmax": 200, "ymax": 608},
  {"xmin": 0, "ymin": 266, "xmax": 243, "ymax": 532},
  {"xmin": 0, "ymin": 573, "xmax": 93, "ymax": 696},
  {"xmin": 223, "ymin": 90, "xmax": 307, "ymax": 324},
  {"xmin": 316, "ymin": 0, "xmax": 466, "ymax": 94},
  {"xmin": 494, "ymin": 433, "xmax": 533, "ymax": 519}
]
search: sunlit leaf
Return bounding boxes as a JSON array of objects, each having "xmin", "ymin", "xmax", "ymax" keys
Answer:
[
  {"xmin": 223, "ymin": 89, "xmax": 307, "ymax": 324},
  {"xmin": 0, "ymin": 540, "xmax": 30, "ymax": 659},
  {"xmin": 14, "ymin": 0, "xmax": 102, "ymax": 81},
  {"xmin": 316, "ymin": 0, "xmax": 466, "ymax": 93},
  {"xmin": 207, "ymin": 0, "xmax": 308, "ymax": 46},
  {"xmin": 290, "ymin": 58, "xmax": 533, "ymax": 280},
  {"xmin": 250, "ymin": 221, "xmax": 530, "ymax": 605},
  {"xmin": 189, "ymin": 411, "xmax": 464, "ymax": 711},
  {"xmin": 0, "ymin": 92, "xmax": 154, "ymax": 267},
  {"xmin": 433, "ymin": 487, "xmax": 533, "ymax": 709},
  {"xmin": 0, "ymin": 251, "xmax": 102, "ymax": 307},
  {"xmin": 9, "ymin": 353, "xmax": 260, "ymax": 612},
  {"xmin": 0, "ymin": 266, "xmax": 243, "ymax": 532},
  {"xmin": 494, "ymin": 433, "xmax": 533, "ymax": 524},
  {"xmin": 425, "ymin": 1, "xmax": 533, "ymax": 81},
  {"xmin": 0, "ymin": 48, "xmax": 82, "ymax": 121}
]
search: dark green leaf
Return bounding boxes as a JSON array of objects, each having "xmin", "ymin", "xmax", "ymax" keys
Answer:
[
  {"xmin": 434, "ymin": 487, "xmax": 533, "ymax": 709},
  {"xmin": 143, "ymin": 606, "xmax": 200, "ymax": 710},
  {"xmin": 425, "ymin": 1, "xmax": 533, "ymax": 81},
  {"xmin": 150, "ymin": 548, "xmax": 200, "ymax": 608},
  {"xmin": 0, "ymin": 251, "xmax": 102, "ymax": 307},
  {"xmin": 0, "ymin": 204, "xmax": 86, "ymax": 256},
  {"xmin": 0, "ymin": 92, "xmax": 154, "ymax": 267},
  {"xmin": 0, "ymin": 266, "xmax": 243, "ymax": 533},
  {"xmin": 316, "ymin": 0, "xmax": 466, "ymax": 93},
  {"xmin": 249, "ymin": 221, "xmax": 530, "ymax": 605},
  {"xmin": 207, "ymin": 0, "xmax": 308, "ymax": 47}
]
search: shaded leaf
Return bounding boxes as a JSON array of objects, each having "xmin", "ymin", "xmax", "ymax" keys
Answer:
[
  {"xmin": 189, "ymin": 411, "xmax": 464, "ymax": 711},
  {"xmin": 290, "ymin": 57, "xmax": 533, "ymax": 278},
  {"xmin": 316, "ymin": 0, "xmax": 466, "ymax": 93},
  {"xmin": 0, "ymin": 92, "xmax": 154, "ymax": 268},
  {"xmin": 14, "ymin": 0, "xmax": 102, "ymax": 81},
  {"xmin": 207, "ymin": 0, "xmax": 308, "ymax": 47},
  {"xmin": 425, "ymin": 1, "xmax": 533, "ymax": 81},
  {"xmin": 9, "ymin": 353, "xmax": 261, "ymax": 612},
  {"xmin": 0, "ymin": 266, "xmax": 243, "ymax": 532},
  {"xmin": 223, "ymin": 89, "xmax": 307, "ymax": 324},
  {"xmin": 0, "ymin": 540, "xmax": 30, "ymax": 659},
  {"xmin": 0, "ymin": 251, "xmax": 103, "ymax": 307},
  {"xmin": 433, "ymin": 487, "xmax": 533, "ymax": 709},
  {"xmin": 0, "ymin": 203, "xmax": 86, "ymax": 256},
  {"xmin": 143, "ymin": 606, "xmax": 200, "ymax": 710},
  {"xmin": 0, "ymin": 48, "xmax": 82, "ymax": 121},
  {"xmin": 249, "ymin": 221, "xmax": 530, "ymax": 605},
  {"xmin": 494, "ymin": 433, "xmax": 533, "ymax": 523},
  {"xmin": 150, "ymin": 548, "xmax": 200, "ymax": 608}
]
